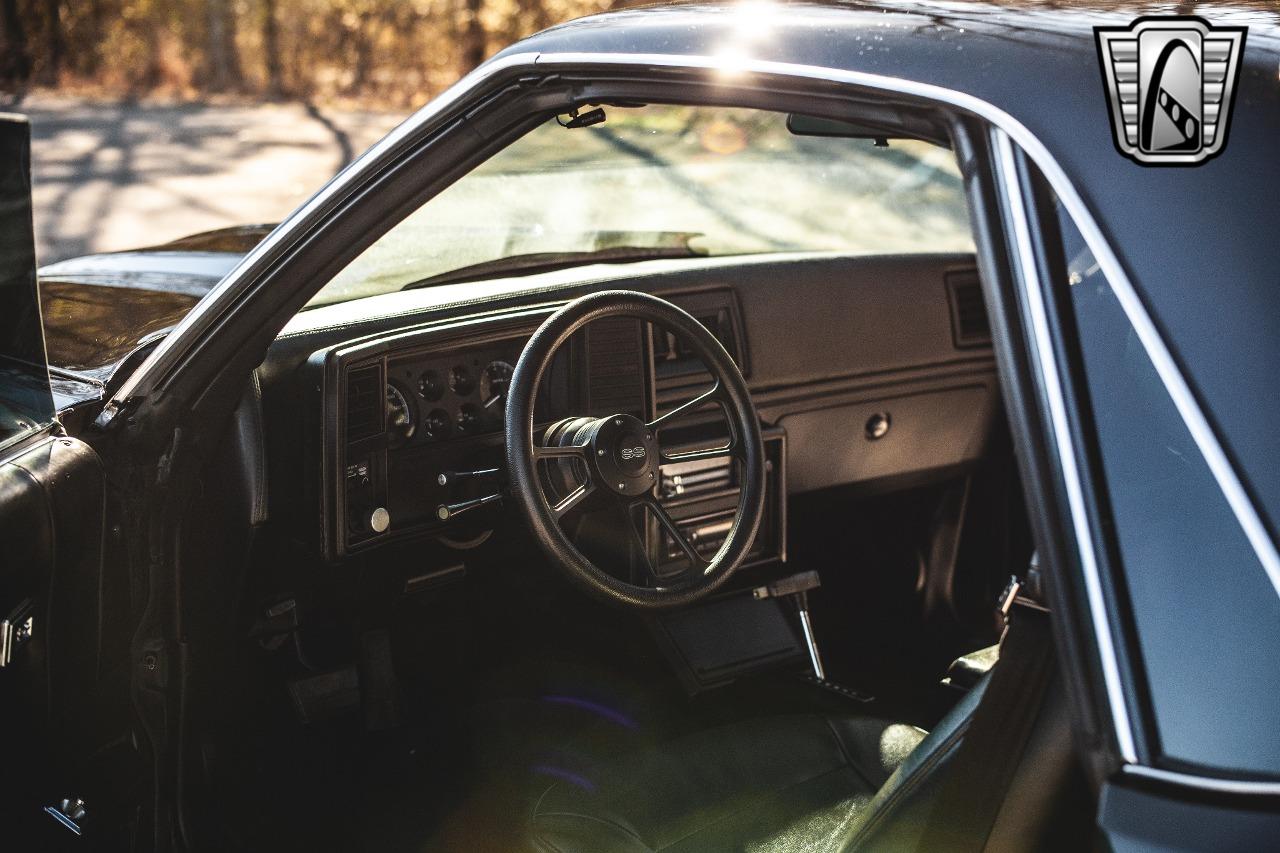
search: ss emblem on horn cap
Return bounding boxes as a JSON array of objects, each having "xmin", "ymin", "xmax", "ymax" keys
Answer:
[{"xmin": 620, "ymin": 446, "xmax": 646, "ymax": 460}]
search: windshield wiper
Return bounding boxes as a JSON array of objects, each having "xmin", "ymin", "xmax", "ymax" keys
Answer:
[{"xmin": 402, "ymin": 243, "xmax": 707, "ymax": 290}]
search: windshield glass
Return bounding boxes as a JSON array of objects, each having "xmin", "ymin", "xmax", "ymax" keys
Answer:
[{"xmin": 310, "ymin": 105, "xmax": 973, "ymax": 307}]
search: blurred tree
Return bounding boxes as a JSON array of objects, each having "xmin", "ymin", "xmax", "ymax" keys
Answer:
[
  {"xmin": 0, "ymin": 0, "xmax": 32, "ymax": 88},
  {"xmin": 0, "ymin": 0, "xmax": 663, "ymax": 102},
  {"xmin": 41, "ymin": 0, "xmax": 63, "ymax": 84},
  {"xmin": 262, "ymin": 0, "xmax": 283, "ymax": 96},
  {"xmin": 203, "ymin": 0, "xmax": 242, "ymax": 90},
  {"xmin": 461, "ymin": 0, "xmax": 486, "ymax": 72}
]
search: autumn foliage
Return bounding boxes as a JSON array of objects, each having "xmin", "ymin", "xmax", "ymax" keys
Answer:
[{"xmin": 0, "ymin": 0, "xmax": 634, "ymax": 105}]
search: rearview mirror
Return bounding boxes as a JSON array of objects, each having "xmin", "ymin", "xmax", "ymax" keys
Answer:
[{"xmin": 786, "ymin": 114, "xmax": 894, "ymax": 146}]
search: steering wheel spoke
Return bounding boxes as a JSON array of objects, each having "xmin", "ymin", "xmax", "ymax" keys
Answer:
[
  {"xmin": 646, "ymin": 380, "xmax": 726, "ymax": 432},
  {"xmin": 639, "ymin": 497, "xmax": 709, "ymax": 572},
  {"xmin": 552, "ymin": 480, "xmax": 595, "ymax": 518},
  {"xmin": 620, "ymin": 501, "xmax": 660, "ymax": 583}
]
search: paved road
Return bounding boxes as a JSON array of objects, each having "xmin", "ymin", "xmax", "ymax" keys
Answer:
[{"xmin": 17, "ymin": 95, "xmax": 405, "ymax": 264}]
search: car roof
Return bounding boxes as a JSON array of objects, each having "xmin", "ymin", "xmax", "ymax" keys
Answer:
[{"xmin": 497, "ymin": 0, "xmax": 1280, "ymax": 536}]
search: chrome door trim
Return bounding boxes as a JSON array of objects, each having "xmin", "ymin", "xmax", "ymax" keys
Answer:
[
  {"xmin": 989, "ymin": 128, "xmax": 1137, "ymax": 763},
  {"xmin": 1124, "ymin": 764, "xmax": 1280, "ymax": 797}
]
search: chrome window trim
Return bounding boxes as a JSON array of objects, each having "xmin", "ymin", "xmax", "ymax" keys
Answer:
[
  {"xmin": 105, "ymin": 48, "xmax": 1279, "ymax": 787},
  {"xmin": 989, "ymin": 129, "xmax": 1138, "ymax": 764},
  {"xmin": 1124, "ymin": 764, "xmax": 1280, "ymax": 797}
]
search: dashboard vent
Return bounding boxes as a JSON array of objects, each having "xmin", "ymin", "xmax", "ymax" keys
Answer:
[
  {"xmin": 345, "ymin": 363, "xmax": 384, "ymax": 441},
  {"xmin": 586, "ymin": 317, "xmax": 646, "ymax": 418},
  {"xmin": 946, "ymin": 270, "xmax": 991, "ymax": 348},
  {"xmin": 653, "ymin": 293, "xmax": 745, "ymax": 418}
]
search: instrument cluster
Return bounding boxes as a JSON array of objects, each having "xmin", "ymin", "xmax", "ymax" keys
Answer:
[{"xmin": 384, "ymin": 343, "xmax": 522, "ymax": 448}]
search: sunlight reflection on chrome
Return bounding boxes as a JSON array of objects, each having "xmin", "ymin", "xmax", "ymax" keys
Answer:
[
  {"xmin": 712, "ymin": 44, "xmax": 754, "ymax": 77},
  {"xmin": 711, "ymin": 0, "xmax": 781, "ymax": 77}
]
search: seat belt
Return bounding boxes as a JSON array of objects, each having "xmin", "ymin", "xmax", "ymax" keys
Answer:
[{"xmin": 914, "ymin": 576, "xmax": 1056, "ymax": 852}]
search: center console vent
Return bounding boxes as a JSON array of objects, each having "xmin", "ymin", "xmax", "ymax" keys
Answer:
[
  {"xmin": 345, "ymin": 363, "xmax": 384, "ymax": 442},
  {"xmin": 645, "ymin": 428, "xmax": 786, "ymax": 578},
  {"xmin": 652, "ymin": 289, "xmax": 748, "ymax": 417},
  {"xmin": 586, "ymin": 316, "xmax": 646, "ymax": 418},
  {"xmin": 659, "ymin": 454, "xmax": 734, "ymax": 501}
]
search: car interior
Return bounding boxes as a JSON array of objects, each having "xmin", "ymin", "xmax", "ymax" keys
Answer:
[{"xmin": 14, "ymin": 102, "xmax": 1094, "ymax": 850}]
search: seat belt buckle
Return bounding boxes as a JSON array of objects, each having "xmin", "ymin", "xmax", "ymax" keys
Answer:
[
  {"xmin": 997, "ymin": 575, "xmax": 1022, "ymax": 621},
  {"xmin": 996, "ymin": 574, "xmax": 1050, "ymax": 634}
]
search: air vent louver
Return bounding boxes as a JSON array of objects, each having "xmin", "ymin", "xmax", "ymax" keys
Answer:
[
  {"xmin": 652, "ymin": 296, "xmax": 743, "ymax": 418},
  {"xmin": 345, "ymin": 363, "xmax": 384, "ymax": 442},
  {"xmin": 586, "ymin": 317, "xmax": 646, "ymax": 418},
  {"xmin": 946, "ymin": 270, "xmax": 991, "ymax": 348}
]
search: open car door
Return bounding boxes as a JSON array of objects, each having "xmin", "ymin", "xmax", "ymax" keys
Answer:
[{"xmin": 0, "ymin": 114, "xmax": 124, "ymax": 844}]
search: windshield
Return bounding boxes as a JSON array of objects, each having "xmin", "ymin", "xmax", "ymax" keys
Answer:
[{"xmin": 310, "ymin": 105, "xmax": 973, "ymax": 307}]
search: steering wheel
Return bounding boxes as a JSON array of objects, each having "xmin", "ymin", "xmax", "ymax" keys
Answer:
[{"xmin": 505, "ymin": 290, "xmax": 766, "ymax": 608}]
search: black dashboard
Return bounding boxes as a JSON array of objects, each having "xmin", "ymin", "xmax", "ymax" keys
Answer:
[{"xmin": 258, "ymin": 251, "xmax": 998, "ymax": 571}]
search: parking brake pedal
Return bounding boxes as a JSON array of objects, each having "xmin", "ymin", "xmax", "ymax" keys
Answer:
[{"xmin": 753, "ymin": 571, "xmax": 825, "ymax": 680}]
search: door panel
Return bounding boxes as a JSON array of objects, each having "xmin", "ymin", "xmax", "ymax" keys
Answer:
[
  {"xmin": 1, "ymin": 111, "xmax": 121, "ymax": 841},
  {"xmin": 1099, "ymin": 780, "xmax": 1280, "ymax": 852},
  {"xmin": 0, "ymin": 434, "xmax": 114, "ymax": 840}
]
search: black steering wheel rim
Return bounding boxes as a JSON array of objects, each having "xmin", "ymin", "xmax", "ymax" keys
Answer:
[{"xmin": 505, "ymin": 290, "xmax": 766, "ymax": 609}]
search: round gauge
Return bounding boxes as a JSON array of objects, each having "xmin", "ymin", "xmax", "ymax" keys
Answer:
[
  {"xmin": 418, "ymin": 368, "xmax": 445, "ymax": 401},
  {"xmin": 385, "ymin": 384, "xmax": 416, "ymax": 446},
  {"xmin": 480, "ymin": 360, "xmax": 514, "ymax": 411},
  {"xmin": 456, "ymin": 403, "xmax": 483, "ymax": 435},
  {"xmin": 422, "ymin": 407, "xmax": 452, "ymax": 441},
  {"xmin": 449, "ymin": 365, "xmax": 475, "ymax": 396}
]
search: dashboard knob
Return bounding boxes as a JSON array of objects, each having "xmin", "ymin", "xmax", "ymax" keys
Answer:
[{"xmin": 369, "ymin": 507, "xmax": 391, "ymax": 534}]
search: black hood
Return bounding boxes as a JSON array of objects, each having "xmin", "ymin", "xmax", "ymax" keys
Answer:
[{"xmin": 35, "ymin": 224, "xmax": 270, "ymax": 391}]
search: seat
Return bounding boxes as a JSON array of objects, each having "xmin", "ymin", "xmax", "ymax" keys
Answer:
[
  {"xmin": 528, "ymin": 678, "xmax": 989, "ymax": 853},
  {"xmin": 944, "ymin": 643, "xmax": 1001, "ymax": 692}
]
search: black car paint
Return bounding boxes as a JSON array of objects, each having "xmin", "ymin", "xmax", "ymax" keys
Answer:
[{"xmin": 35, "ymin": 237, "xmax": 254, "ymax": 389}]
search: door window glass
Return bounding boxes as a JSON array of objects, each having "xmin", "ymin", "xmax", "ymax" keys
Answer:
[
  {"xmin": 0, "ymin": 117, "xmax": 54, "ymax": 450},
  {"xmin": 1055, "ymin": 207, "xmax": 1280, "ymax": 777}
]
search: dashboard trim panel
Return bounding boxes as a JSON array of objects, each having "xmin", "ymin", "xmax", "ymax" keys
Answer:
[{"xmin": 313, "ymin": 307, "xmax": 557, "ymax": 560}]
